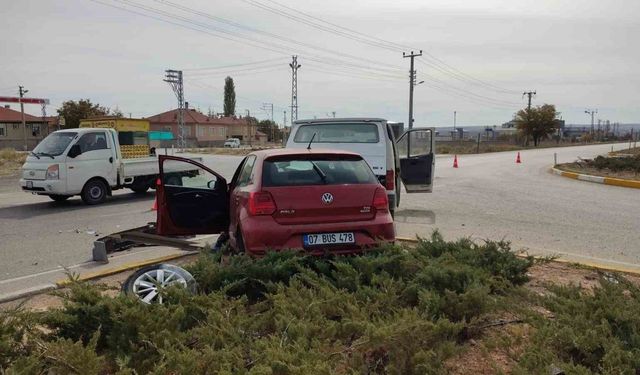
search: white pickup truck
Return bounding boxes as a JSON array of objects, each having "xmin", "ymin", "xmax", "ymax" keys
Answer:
[{"xmin": 20, "ymin": 127, "xmax": 202, "ymax": 205}]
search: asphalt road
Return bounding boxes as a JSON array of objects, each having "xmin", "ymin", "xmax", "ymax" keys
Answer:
[{"xmin": 0, "ymin": 143, "xmax": 638, "ymax": 282}]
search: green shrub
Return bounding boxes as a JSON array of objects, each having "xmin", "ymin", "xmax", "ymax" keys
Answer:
[{"xmin": 0, "ymin": 233, "xmax": 576, "ymax": 374}]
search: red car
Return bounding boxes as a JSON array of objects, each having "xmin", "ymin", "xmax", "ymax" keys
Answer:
[{"xmin": 154, "ymin": 149, "xmax": 425, "ymax": 256}]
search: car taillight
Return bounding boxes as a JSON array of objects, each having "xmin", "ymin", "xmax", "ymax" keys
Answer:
[
  {"xmin": 249, "ymin": 191, "xmax": 276, "ymax": 216},
  {"xmin": 373, "ymin": 188, "xmax": 389, "ymax": 211},
  {"xmin": 385, "ymin": 169, "xmax": 394, "ymax": 190}
]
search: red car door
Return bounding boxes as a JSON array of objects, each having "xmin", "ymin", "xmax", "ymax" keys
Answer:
[{"xmin": 156, "ymin": 155, "xmax": 230, "ymax": 236}]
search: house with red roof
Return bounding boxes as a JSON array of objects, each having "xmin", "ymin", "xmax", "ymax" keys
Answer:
[
  {"xmin": 146, "ymin": 106, "xmax": 267, "ymax": 147},
  {"xmin": 0, "ymin": 105, "xmax": 50, "ymax": 150}
]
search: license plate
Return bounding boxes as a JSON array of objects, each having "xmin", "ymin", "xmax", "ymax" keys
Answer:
[
  {"xmin": 304, "ymin": 232, "xmax": 355, "ymax": 246},
  {"xmin": 26, "ymin": 181, "xmax": 33, "ymax": 188}
]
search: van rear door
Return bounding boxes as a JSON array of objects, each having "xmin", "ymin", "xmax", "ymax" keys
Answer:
[{"xmin": 396, "ymin": 128, "xmax": 435, "ymax": 193}]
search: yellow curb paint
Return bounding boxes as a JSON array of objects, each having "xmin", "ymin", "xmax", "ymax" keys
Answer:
[
  {"xmin": 55, "ymin": 252, "xmax": 197, "ymax": 286},
  {"xmin": 603, "ymin": 177, "xmax": 640, "ymax": 189},
  {"xmin": 552, "ymin": 167, "xmax": 640, "ymax": 189}
]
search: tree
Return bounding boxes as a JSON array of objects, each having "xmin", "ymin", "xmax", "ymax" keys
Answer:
[
  {"xmin": 223, "ymin": 76, "xmax": 236, "ymax": 117},
  {"xmin": 56, "ymin": 99, "xmax": 111, "ymax": 128},
  {"xmin": 515, "ymin": 104, "xmax": 560, "ymax": 147},
  {"xmin": 257, "ymin": 119, "xmax": 282, "ymax": 142}
]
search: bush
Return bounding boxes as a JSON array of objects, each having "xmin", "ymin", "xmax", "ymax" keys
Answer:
[{"xmin": 590, "ymin": 155, "xmax": 640, "ymax": 173}]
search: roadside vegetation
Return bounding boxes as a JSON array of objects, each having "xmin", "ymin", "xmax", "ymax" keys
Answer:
[
  {"xmin": 2, "ymin": 233, "xmax": 640, "ymax": 374},
  {"xmin": 0, "ymin": 148, "xmax": 27, "ymax": 177},
  {"xmin": 557, "ymin": 153, "xmax": 640, "ymax": 180}
]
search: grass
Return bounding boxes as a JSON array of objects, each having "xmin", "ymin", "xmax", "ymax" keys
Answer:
[
  {"xmin": 1, "ymin": 233, "xmax": 640, "ymax": 374},
  {"xmin": 0, "ymin": 148, "xmax": 27, "ymax": 177}
]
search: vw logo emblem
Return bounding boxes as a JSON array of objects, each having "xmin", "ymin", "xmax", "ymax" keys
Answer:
[{"xmin": 321, "ymin": 192, "xmax": 333, "ymax": 204}]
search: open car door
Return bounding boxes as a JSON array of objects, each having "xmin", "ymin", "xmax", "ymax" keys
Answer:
[
  {"xmin": 156, "ymin": 155, "xmax": 230, "ymax": 236},
  {"xmin": 396, "ymin": 128, "xmax": 435, "ymax": 193}
]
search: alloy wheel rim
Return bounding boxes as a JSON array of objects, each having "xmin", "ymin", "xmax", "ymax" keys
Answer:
[
  {"xmin": 132, "ymin": 268, "xmax": 188, "ymax": 304},
  {"xmin": 89, "ymin": 186, "xmax": 103, "ymax": 199}
]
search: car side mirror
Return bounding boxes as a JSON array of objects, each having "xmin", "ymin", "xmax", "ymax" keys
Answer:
[
  {"xmin": 67, "ymin": 144, "xmax": 82, "ymax": 158},
  {"xmin": 207, "ymin": 180, "xmax": 216, "ymax": 190}
]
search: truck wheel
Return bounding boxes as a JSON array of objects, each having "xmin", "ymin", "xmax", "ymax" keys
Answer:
[
  {"xmin": 81, "ymin": 179, "xmax": 107, "ymax": 205},
  {"xmin": 49, "ymin": 195, "xmax": 71, "ymax": 202}
]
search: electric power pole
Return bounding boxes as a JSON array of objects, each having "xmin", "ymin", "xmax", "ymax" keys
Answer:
[
  {"xmin": 245, "ymin": 109, "xmax": 252, "ymax": 147},
  {"xmin": 289, "ymin": 56, "xmax": 301, "ymax": 122},
  {"xmin": 19, "ymin": 85, "xmax": 28, "ymax": 150},
  {"xmin": 262, "ymin": 103, "xmax": 274, "ymax": 141},
  {"xmin": 585, "ymin": 109, "xmax": 597, "ymax": 135},
  {"xmin": 403, "ymin": 50, "xmax": 422, "ymax": 129},
  {"xmin": 283, "ymin": 110, "xmax": 287, "ymax": 127},
  {"xmin": 523, "ymin": 91, "xmax": 536, "ymax": 110},
  {"xmin": 164, "ymin": 69, "xmax": 186, "ymax": 149}
]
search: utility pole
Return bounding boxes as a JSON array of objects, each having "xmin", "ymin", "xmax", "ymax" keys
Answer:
[
  {"xmin": 262, "ymin": 103, "xmax": 274, "ymax": 141},
  {"xmin": 283, "ymin": 110, "xmax": 287, "ymax": 127},
  {"xmin": 585, "ymin": 109, "xmax": 597, "ymax": 135},
  {"xmin": 332, "ymin": 111, "xmax": 336, "ymax": 118},
  {"xmin": 289, "ymin": 56, "xmax": 301, "ymax": 122},
  {"xmin": 403, "ymin": 50, "xmax": 422, "ymax": 129},
  {"xmin": 523, "ymin": 91, "xmax": 536, "ymax": 110},
  {"xmin": 245, "ymin": 109, "xmax": 252, "ymax": 147},
  {"xmin": 19, "ymin": 85, "xmax": 28, "ymax": 150},
  {"xmin": 164, "ymin": 70, "xmax": 186, "ymax": 149},
  {"xmin": 453, "ymin": 111, "xmax": 457, "ymax": 140}
]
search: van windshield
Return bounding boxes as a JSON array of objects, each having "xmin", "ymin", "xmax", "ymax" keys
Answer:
[
  {"xmin": 262, "ymin": 155, "xmax": 378, "ymax": 187},
  {"xmin": 32, "ymin": 132, "xmax": 77, "ymax": 156},
  {"xmin": 293, "ymin": 123, "xmax": 379, "ymax": 143}
]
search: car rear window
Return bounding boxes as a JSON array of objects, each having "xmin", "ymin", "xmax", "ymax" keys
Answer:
[
  {"xmin": 293, "ymin": 123, "xmax": 379, "ymax": 143},
  {"xmin": 262, "ymin": 156, "xmax": 378, "ymax": 187}
]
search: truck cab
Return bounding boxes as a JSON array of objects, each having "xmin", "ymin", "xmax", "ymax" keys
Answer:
[{"xmin": 21, "ymin": 128, "xmax": 122, "ymax": 204}]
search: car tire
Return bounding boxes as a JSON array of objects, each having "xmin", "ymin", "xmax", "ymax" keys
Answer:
[
  {"xmin": 234, "ymin": 226, "xmax": 246, "ymax": 253},
  {"xmin": 81, "ymin": 179, "xmax": 108, "ymax": 205},
  {"xmin": 395, "ymin": 176, "xmax": 401, "ymax": 207},
  {"xmin": 49, "ymin": 194, "xmax": 71, "ymax": 202},
  {"xmin": 122, "ymin": 264, "xmax": 197, "ymax": 304}
]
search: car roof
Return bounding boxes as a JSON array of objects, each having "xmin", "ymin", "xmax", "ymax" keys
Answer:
[
  {"xmin": 293, "ymin": 117, "xmax": 386, "ymax": 124},
  {"xmin": 250, "ymin": 148, "xmax": 362, "ymax": 158}
]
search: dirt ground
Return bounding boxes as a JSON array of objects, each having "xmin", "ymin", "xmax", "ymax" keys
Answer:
[{"xmin": 611, "ymin": 146, "xmax": 640, "ymax": 156}]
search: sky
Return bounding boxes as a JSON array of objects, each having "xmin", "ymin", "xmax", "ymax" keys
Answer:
[{"xmin": 1, "ymin": 0, "xmax": 639, "ymax": 127}]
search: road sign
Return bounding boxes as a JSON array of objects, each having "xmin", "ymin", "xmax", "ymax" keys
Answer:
[{"xmin": 0, "ymin": 96, "xmax": 50, "ymax": 105}]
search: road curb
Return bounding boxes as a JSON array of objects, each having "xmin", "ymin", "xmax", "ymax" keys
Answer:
[
  {"xmin": 56, "ymin": 251, "xmax": 199, "ymax": 286},
  {"xmin": 551, "ymin": 166, "xmax": 640, "ymax": 189},
  {"xmin": 396, "ymin": 236, "xmax": 640, "ymax": 276}
]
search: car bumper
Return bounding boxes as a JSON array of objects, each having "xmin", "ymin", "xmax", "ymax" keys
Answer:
[
  {"xmin": 238, "ymin": 214, "xmax": 396, "ymax": 256},
  {"xmin": 20, "ymin": 179, "xmax": 66, "ymax": 195}
]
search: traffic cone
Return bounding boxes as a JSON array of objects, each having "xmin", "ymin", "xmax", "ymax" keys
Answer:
[
  {"xmin": 151, "ymin": 195, "xmax": 157, "ymax": 211},
  {"xmin": 453, "ymin": 155, "xmax": 459, "ymax": 168},
  {"xmin": 516, "ymin": 152, "xmax": 521, "ymax": 164}
]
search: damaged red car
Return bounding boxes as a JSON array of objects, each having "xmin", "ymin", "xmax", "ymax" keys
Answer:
[{"xmin": 155, "ymin": 147, "xmax": 430, "ymax": 256}]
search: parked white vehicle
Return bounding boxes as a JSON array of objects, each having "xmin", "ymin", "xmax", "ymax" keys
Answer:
[
  {"xmin": 20, "ymin": 128, "xmax": 202, "ymax": 205},
  {"xmin": 223, "ymin": 138, "xmax": 241, "ymax": 148},
  {"xmin": 285, "ymin": 118, "xmax": 435, "ymax": 216}
]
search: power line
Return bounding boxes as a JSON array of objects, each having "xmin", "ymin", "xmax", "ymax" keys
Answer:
[{"xmin": 183, "ymin": 58, "xmax": 285, "ymax": 72}]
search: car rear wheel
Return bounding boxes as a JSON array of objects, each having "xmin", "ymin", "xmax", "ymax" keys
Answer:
[
  {"xmin": 49, "ymin": 194, "xmax": 71, "ymax": 202},
  {"xmin": 81, "ymin": 179, "xmax": 107, "ymax": 205},
  {"xmin": 234, "ymin": 226, "xmax": 246, "ymax": 253}
]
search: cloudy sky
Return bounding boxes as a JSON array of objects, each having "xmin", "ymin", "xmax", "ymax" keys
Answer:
[{"xmin": 1, "ymin": 0, "xmax": 638, "ymax": 127}]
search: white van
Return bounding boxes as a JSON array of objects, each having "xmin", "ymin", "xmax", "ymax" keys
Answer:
[{"xmin": 285, "ymin": 118, "xmax": 435, "ymax": 215}]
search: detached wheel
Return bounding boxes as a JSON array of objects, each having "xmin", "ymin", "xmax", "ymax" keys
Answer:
[
  {"xmin": 49, "ymin": 194, "xmax": 70, "ymax": 202},
  {"xmin": 122, "ymin": 264, "xmax": 197, "ymax": 304},
  {"xmin": 81, "ymin": 179, "xmax": 108, "ymax": 205}
]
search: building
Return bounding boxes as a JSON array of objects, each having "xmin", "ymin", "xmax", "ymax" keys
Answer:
[
  {"xmin": 0, "ymin": 105, "xmax": 51, "ymax": 150},
  {"xmin": 146, "ymin": 107, "xmax": 267, "ymax": 147}
]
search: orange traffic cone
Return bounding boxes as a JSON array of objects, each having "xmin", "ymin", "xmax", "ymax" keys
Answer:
[
  {"xmin": 516, "ymin": 152, "xmax": 521, "ymax": 164},
  {"xmin": 151, "ymin": 195, "xmax": 157, "ymax": 211},
  {"xmin": 453, "ymin": 154, "xmax": 459, "ymax": 168}
]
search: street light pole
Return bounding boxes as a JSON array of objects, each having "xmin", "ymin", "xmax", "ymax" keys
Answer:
[{"xmin": 19, "ymin": 85, "xmax": 29, "ymax": 150}]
